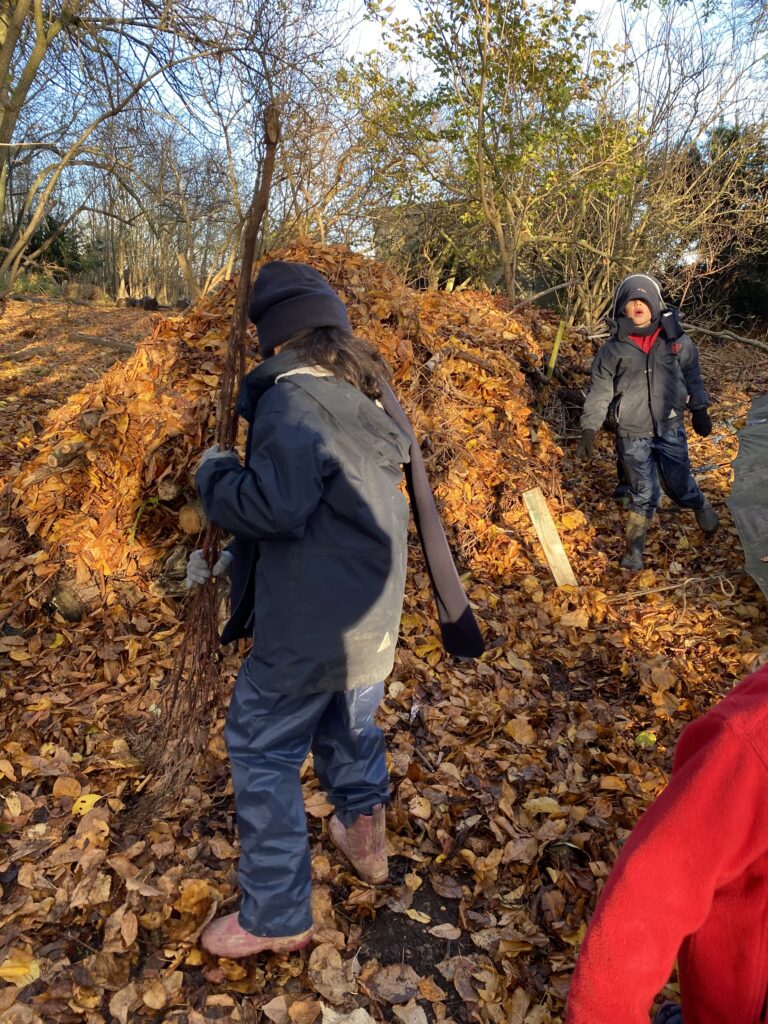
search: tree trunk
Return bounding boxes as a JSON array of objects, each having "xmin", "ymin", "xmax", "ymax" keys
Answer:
[
  {"xmin": 116, "ymin": 232, "xmax": 129, "ymax": 299},
  {"xmin": 178, "ymin": 253, "xmax": 202, "ymax": 299}
]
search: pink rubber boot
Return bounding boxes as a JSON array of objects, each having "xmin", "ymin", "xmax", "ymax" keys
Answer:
[
  {"xmin": 201, "ymin": 913, "xmax": 313, "ymax": 959},
  {"xmin": 328, "ymin": 803, "xmax": 389, "ymax": 884}
]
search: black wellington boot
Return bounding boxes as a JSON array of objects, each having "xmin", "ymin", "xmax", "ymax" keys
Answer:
[
  {"xmin": 620, "ymin": 511, "xmax": 648, "ymax": 571},
  {"xmin": 695, "ymin": 501, "xmax": 719, "ymax": 535}
]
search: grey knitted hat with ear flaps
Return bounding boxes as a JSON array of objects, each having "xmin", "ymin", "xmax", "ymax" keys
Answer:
[{"xmin": 613, "ymin": 274, "xmax": 666, "ymax": 321}]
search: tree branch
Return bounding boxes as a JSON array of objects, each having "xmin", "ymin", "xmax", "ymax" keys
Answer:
[
  {"xmin": 682, "ymin": 322, "xmax": 768, "ymax": 356},
  {"xmin": 512, "ymin": 279, "xmax": 579, "ymax": 310}
]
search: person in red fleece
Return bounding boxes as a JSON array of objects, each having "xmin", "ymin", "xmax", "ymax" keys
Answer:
[{"xmin": 566, "ymin": 659, "xmax": 768, "ymax": 1024}]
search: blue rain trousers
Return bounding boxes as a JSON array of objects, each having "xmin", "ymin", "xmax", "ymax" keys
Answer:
[
  {"xmin": 225, "ymin": 659, "xmax": 389, "ymax": 937},
  {"xmin": 617, "ymin": 424, "xmax": 706, "ymax": 518},
  {"xmin": 613, "ymin": 436, "xmax": 630, "ymax": 500}
]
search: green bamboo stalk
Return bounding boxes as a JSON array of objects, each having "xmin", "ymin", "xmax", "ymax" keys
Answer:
[{"xmin": 546, "ymin": 320, "xmax": 566, "ymax": 383}]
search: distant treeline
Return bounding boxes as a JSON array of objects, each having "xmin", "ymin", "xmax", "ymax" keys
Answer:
[{"xmin": 2, "ymin": 1, "xmax": 766, "ymax": 323}]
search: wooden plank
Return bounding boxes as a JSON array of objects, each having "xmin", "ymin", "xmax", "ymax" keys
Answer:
[{"xmin": 523, "ymin": 486, "xmax": 578, "ymax": 587}]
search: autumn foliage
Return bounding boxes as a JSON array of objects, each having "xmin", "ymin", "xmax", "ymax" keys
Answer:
[{"xmin": 0, "ymin": 243, "xmax": 766, "ymax": 1022}]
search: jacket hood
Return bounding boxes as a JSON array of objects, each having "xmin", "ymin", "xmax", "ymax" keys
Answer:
[
  {"xmin": 237, "ymin": 350, "xmax": 409, "ymax": 470},
  {"xmin": 286, "ymin": 370, "xmax": 411, "ymax": 472},
  {"xmin": 236, "ymin": 350, "xmax": 309, "ymax": 420},
  {"xmin": 606, "ymin": 304, "xmax": 685, "ymax": 343},
  {"xmin": 697, "ymin": 660, "xmax": 768, "ymax": 736}
]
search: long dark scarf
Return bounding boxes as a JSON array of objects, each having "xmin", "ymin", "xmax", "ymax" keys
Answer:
[{"xmin": 379, "ymin": 382, "xmax": 485, "ymax": 659}]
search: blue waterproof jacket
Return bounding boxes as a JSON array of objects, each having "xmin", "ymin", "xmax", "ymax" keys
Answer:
[
  {"xmin": 196, "ymin": 350, "xmax": 411, "ymax": 695},
  {"xmin": 581, "ymin": 309, "xmax": 709, "ymax": 439}
]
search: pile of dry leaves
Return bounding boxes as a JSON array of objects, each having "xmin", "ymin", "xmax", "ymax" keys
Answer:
[{"xmin": 1, "ymin": 243, "xmax": 767, "ymax": 1024}]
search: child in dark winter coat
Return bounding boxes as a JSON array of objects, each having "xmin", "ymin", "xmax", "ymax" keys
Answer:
[
  {"xmin": 566, "ymin": 659, "xmax": 768, "ymax": 1024},
  {"xmin": 578, "ymin": 274, "xmax": 719, "ymax": 570},
  {"xmin": 184, "ymin": 262, "xmax": 483, "ymax": 959}
]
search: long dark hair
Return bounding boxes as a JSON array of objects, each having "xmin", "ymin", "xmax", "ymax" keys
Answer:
[{"xmin": 280, "ymin": 326, "xmax": 392, "ymax": 400}]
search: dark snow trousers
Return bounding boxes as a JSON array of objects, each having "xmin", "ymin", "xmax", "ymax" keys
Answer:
[
  {"xmin": 617, "ymin": 424, "xmax": 706, "ymax": 518},
  {"xmin": 613, "ymin": 436, "xmax": 630, "ymax": 500},
  {"xmin": 225, "ymin": 663, "xmax": 389, "ymax": 937}
]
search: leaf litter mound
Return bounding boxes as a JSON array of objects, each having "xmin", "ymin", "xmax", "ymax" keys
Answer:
[{"xmin": 1, "ymin": 242, "xmax": 766, "ymax": 1023}]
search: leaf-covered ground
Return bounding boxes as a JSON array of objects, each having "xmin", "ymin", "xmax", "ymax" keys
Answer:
[
  {"xmin": 1, "ymin": 248, "xmax": 767, "ymax": 1024},
  {"xmin": 0, "ymin": 298, "xmax": 154, "ymax": 472}
]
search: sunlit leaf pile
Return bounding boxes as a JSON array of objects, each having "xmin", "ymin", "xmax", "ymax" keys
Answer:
[{"xmin": 1, "ymin": 243, "xmax": 767, "ymax": 1023}]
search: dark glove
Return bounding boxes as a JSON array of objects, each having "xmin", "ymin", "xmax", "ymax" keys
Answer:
[
  {"xmin": 576, "ymin": 428, "xmax": 596, "ymax": 459},
  {"xmin": 691, "ymin": 407, "xmax": 712, "ymax": 437},
  {"xmin": 654, "ymin": 1001, "xmax": 683, "ymax": 1024}
]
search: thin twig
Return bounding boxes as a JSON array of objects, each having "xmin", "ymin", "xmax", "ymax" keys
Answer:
[
  {"xmin": 424, "ymin": 347, "xmax": 497, "ymax": 374},
  {"xmin": 413, "ymin": 745, "xmax": 437, "ymax": 773},
  {"xmin": 604, "ymin": 572, "xmax": 742, "ymax": 605}
]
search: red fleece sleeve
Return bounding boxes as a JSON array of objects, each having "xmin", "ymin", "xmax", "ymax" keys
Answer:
[{"xmin": 566, "ymin": 713, "xmax": 768, "ymax": 1024}]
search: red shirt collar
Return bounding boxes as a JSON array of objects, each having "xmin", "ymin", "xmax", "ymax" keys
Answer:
[{"xmin": 628, "ymin": 327, "xmax": 662, "ymax": 354}]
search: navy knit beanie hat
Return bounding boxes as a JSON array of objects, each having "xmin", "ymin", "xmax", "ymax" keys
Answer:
[
  {"xmin": 248, "ymin": 261, "xmax": 351, "ymax": 357},
  {"xmin": 613, "ymin": 273, "xmax": 665, "ymax": 321}
]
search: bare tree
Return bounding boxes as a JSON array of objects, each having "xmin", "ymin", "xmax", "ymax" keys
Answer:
[
  {"xmin": 0, "ymin": 0, "xmax": 346, "ymax": 300},
  {"xmin": 523, "ymin": 0, "xmax": 768, "ymax": 322}
]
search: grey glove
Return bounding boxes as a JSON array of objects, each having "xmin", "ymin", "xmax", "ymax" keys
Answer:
[
  {"xmin": 185, "ymin": 548, "xmax": 234, "ymax": 589},
  {"xmin": 197, "ymin": 444, "xmax": 239, "ymax": 472}
]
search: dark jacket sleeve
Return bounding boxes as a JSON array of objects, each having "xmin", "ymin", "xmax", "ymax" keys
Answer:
[
  {"xmin": 676, "ymin": 334, "xmax": 709, "ymax": 409},
  {"xmin": 195, "ymin": 402, "xmax": 337, "ymax": 540},
  {"xmin": 581, "ymin": 345, "xmax": 617, "ymax": 432}
]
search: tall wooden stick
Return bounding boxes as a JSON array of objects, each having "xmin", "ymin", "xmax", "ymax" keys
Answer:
[
  {"xmin": 137, "ymin": 105, "xmax": 280, "ymax": 810},
  {"xmin": 545, "ymin": 320, "xmax": 566, "ymax": 383},
  {"xmin": 216, "ymin": 102, "xmax": 281, "ymax": 452}
]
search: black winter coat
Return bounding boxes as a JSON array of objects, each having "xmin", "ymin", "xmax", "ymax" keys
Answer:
[
  {"xmin": 195, "ymin": 351, "xmax": 411, "ymax": 695},
  {"xmin": 581, "ymin": 310, "xmax": 710, "ymax": 439}
]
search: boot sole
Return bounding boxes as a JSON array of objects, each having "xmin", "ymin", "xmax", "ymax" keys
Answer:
[
  {"xmin": 328, "ymin": 831, "xmax": 389, "ymax": 885},
  {"xmin": 202, "ymin": 932, "xmax": 313, "ymax": 958},
  {"xmin": 620, "ymin": 559, "xmax": 643, "ymax": 571}
]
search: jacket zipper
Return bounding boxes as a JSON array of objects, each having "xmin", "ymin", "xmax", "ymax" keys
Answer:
[{"xmin": 645, "ymin": 348, "xmax": 657, "ymax": 435}]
